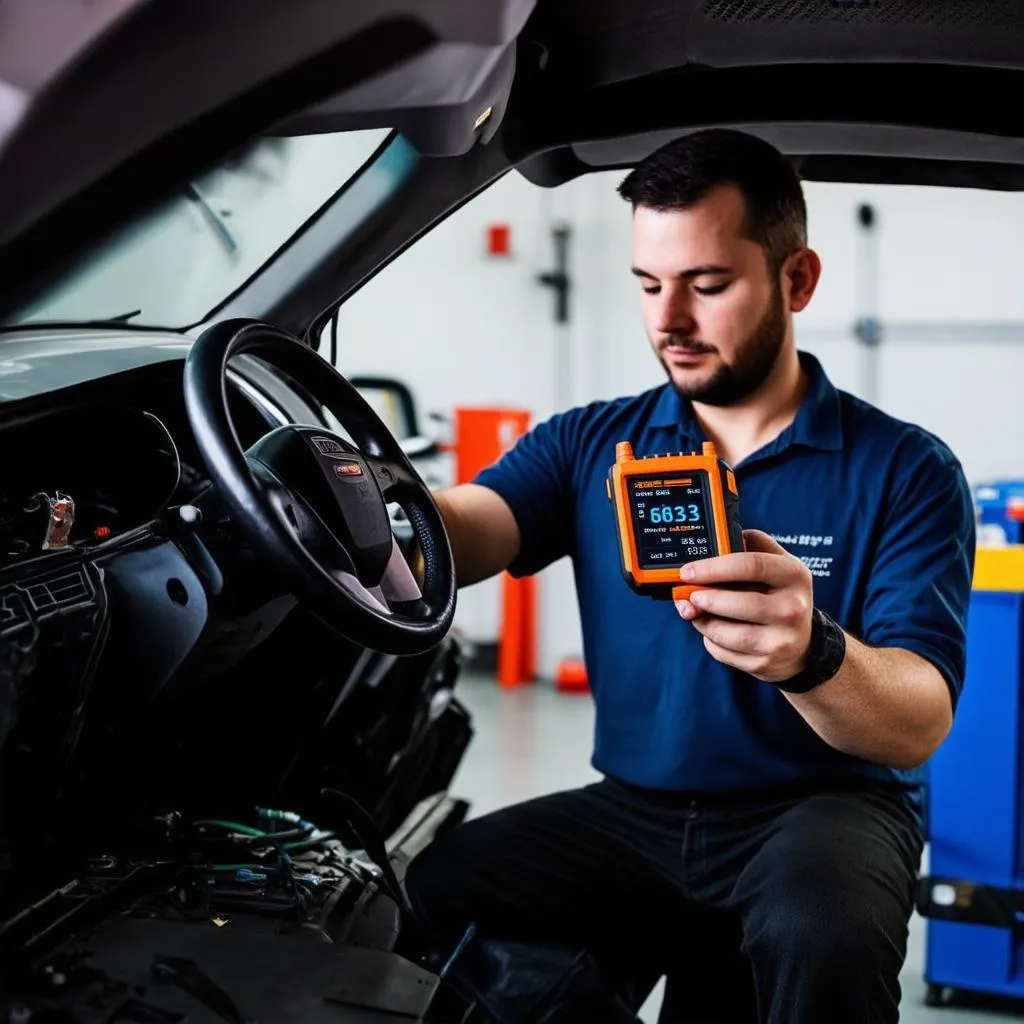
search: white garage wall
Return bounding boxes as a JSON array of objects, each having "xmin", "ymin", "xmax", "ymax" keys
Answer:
[{"xmin": 337, "ymin": 167, "xmax": 1024, "ymax": 678}]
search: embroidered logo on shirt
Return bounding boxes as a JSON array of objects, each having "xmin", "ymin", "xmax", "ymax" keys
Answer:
[{"xmin": 772, "ymin": 534, "xmax": 834, "ymax": 577}]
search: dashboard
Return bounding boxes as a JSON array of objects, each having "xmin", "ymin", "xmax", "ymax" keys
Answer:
[
  {"xmin": 0, "ymin": 344, "xmax": 294, "ymax": 569},
  {"xmin": 0, "ymin": 406, "xmax": 181, "ymax": 563},
  {"xmin": 0, "ymin": 330, "xmax": 425, "ymax": 574}
]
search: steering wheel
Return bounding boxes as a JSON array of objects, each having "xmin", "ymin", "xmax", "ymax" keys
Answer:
[{"xmin": 183, "ymin": 319, "xmax": 457, "ymax": 656}]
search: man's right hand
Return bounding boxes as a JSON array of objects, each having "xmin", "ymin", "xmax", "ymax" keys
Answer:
[{"xmin": 429, "ymin": 484, "xmax": 521, "ymax": 587}]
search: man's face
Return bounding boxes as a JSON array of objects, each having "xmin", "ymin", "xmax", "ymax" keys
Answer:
[{"xmin": 631, "ymin": 184, "xmax": 788, "ymax": 406}]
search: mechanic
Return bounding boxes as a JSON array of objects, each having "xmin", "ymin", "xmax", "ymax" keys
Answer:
[{"xmin": 404, "ymin": 129, "xmax": 975, "ymax": 1023}]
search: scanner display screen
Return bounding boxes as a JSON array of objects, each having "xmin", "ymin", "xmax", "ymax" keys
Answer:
[{"xmin": 627, "ymin": 472, "xmax": 713, "ymax": 569}]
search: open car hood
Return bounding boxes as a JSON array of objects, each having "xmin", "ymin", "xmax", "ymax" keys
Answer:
[
  {"xmin": 507, "ymin": 0, "xmax": 1024, "ymax": 191},
  {"xmin": 1, "ymin": 0, "xmax": 1023, "ymax": 322}
]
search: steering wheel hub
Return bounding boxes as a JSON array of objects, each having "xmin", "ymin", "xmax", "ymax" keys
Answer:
[{"xmin": 249, "ymin": 426, "xmax": 394, "ymax": 587}]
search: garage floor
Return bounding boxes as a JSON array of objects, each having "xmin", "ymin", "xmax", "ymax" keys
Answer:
[{"xmin": 448, "ymin": 673, "xmax": 1024, "ymax": 1023}]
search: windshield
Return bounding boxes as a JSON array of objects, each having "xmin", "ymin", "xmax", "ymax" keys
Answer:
[{"xmin": 7, "ymin": 128, "xmax": 415, "ymax": 330}]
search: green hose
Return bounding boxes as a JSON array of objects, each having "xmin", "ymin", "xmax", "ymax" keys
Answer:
[{"xmin": 282, "ymin": 831, "xmax": 336, "ymax": 852}]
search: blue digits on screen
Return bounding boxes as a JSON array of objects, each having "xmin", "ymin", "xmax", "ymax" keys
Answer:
[{"xmin": 649, "ymin": 504, "xmax": 701, "ymax": 524}]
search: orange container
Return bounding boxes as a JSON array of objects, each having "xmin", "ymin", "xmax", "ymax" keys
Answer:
[
  {"xmin": 451, "ymin": 407, "xmax": 535, "ymax": 686},
  {"xmin": 555, "ymin": 657, "xmax": 589, "ymax": 693},
  {"xmin": 452, "ymin": 407, "xmax": 532, "ymax": 485}
]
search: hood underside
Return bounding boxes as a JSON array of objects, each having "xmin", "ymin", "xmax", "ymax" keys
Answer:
[{"xmin": 0, "ymin": 0, "xmax": 1022, "ymax": 316}]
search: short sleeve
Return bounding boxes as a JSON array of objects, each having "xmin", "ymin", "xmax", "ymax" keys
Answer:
[
  {"xmin": 472, "ymin": 410, "xmax": 581, "ymax": 576},
  {"xmin": 860, "ymin": 437, "xmax": 976, "ymax": 709}
]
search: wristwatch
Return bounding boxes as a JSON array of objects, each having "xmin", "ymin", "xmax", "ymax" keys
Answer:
[{"xmin": 775, "ymin": 607, "xmax": 846, "ymax": 694}]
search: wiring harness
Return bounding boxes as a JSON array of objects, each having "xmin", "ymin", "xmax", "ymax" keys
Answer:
[{"xmin": 181, "ymin": 800, "xmax": 407, "ymax": 938}]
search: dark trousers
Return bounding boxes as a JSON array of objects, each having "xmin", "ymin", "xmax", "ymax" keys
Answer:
[{"xmin": 404, "ymin": 776, "xmax": 924, "ymax": 1023}]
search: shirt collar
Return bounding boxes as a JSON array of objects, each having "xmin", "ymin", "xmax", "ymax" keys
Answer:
[{"xmin": 648, "ymin": 350, "xmax": 844, "ymax": 453}]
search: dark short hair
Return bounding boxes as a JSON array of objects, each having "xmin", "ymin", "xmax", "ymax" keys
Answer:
[{"xmin": 617, "ymin": 129, "xmax": 807, "ymax": 273}]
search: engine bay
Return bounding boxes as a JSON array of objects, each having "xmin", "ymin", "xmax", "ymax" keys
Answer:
[{"xmin": 0, "ymin": 802, "xmax": 471, "ymax": 1023}]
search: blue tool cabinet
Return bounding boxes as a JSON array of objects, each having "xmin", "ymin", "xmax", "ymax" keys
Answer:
[{"xmin": 918, "ymin": 550, "xmax": 1024, "ymax": 1007}]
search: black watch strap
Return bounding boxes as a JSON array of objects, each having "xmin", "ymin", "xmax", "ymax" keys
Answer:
[{"xmin": 774, "ymin": 607, "xmax": 846, "ymax": 694}]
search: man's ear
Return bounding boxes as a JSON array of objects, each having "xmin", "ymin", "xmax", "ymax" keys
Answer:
[{"xmin": 784, "ymin": 248, "xmax": 822, "ymax": 313}]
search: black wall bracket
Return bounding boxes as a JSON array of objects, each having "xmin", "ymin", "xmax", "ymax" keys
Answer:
[{"xmin": 537, "ymin": 222, "xmax": 572, "ymax": 324}]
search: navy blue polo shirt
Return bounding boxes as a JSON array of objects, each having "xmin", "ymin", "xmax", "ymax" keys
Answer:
[{"xmin": 474, "ymin": 352, "xmax": 975, "ymax": 807}]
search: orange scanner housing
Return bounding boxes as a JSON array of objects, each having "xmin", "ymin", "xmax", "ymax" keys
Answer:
[{"xmin": 606, "ymin": 440, "xmax": 744, "ymax": 601}]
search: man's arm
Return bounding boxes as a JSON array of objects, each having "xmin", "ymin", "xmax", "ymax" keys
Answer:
[
  {"xmin": 676, "ymin": 437, "xmax": 974, "ymax": 770},
  {"xmin": 780, "ymin": 632, "xmax": 952, "ymax": 770},
  {"xmin": 432, "ymin": 484, "xmax": 522, "ymax": 587},
  {"xmin": 677, "ymin": 528, "xmax": 961, "ymax": 770},
  {"xmin": 426, "ymin": 409, "xmax": 580, "ymax": 587}
]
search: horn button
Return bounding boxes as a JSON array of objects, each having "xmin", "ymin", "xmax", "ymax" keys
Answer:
[{"xmin": 247, "ymin": 426, "xmax": 394, "ymax": 588}]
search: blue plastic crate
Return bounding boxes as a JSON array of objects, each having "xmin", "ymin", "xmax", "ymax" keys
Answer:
[{"xmin": 974, "ymin": 481, "xmax": 1024, "ymax": 544}]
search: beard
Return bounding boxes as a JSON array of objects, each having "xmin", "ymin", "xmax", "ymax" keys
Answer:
[{"xmin": 658, "ymin": 283, "xmax": 787, "ymax": 406}]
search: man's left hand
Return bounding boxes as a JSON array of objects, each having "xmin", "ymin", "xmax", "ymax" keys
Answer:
[{"xmin": 675, "ymin": 530, "xmax": 814, "ymax": 683}]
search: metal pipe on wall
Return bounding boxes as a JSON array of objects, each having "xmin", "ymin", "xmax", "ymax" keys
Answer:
[
  {"xmin": 803, "ymin": 323, "xmax": 1024, "ymax": 346},
  {"xmin": 854, "ymin": 202, "xmax": 882, "ymax": 405}
]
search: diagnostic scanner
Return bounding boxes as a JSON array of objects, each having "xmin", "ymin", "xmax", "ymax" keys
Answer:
[{"xmin": 607, "ymin": 441, "xmax": 744, "ymax": 602}]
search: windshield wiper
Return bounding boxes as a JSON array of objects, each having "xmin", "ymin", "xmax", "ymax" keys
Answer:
[
  {"xmin": 101, "ymin": 308, "xmax": 143, "ymax": 324},
  {"xmin": 185, "ymin": 183, "xmax": 239, "ymax": 254},
  {"xmin": 0, "ymin": 309, "xmax": 161, "ymax": 332}
]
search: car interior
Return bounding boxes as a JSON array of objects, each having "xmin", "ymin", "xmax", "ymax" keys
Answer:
[{"xmin": 0, "ymin": 1, "xmax": 1021, "ymax": 1020}]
